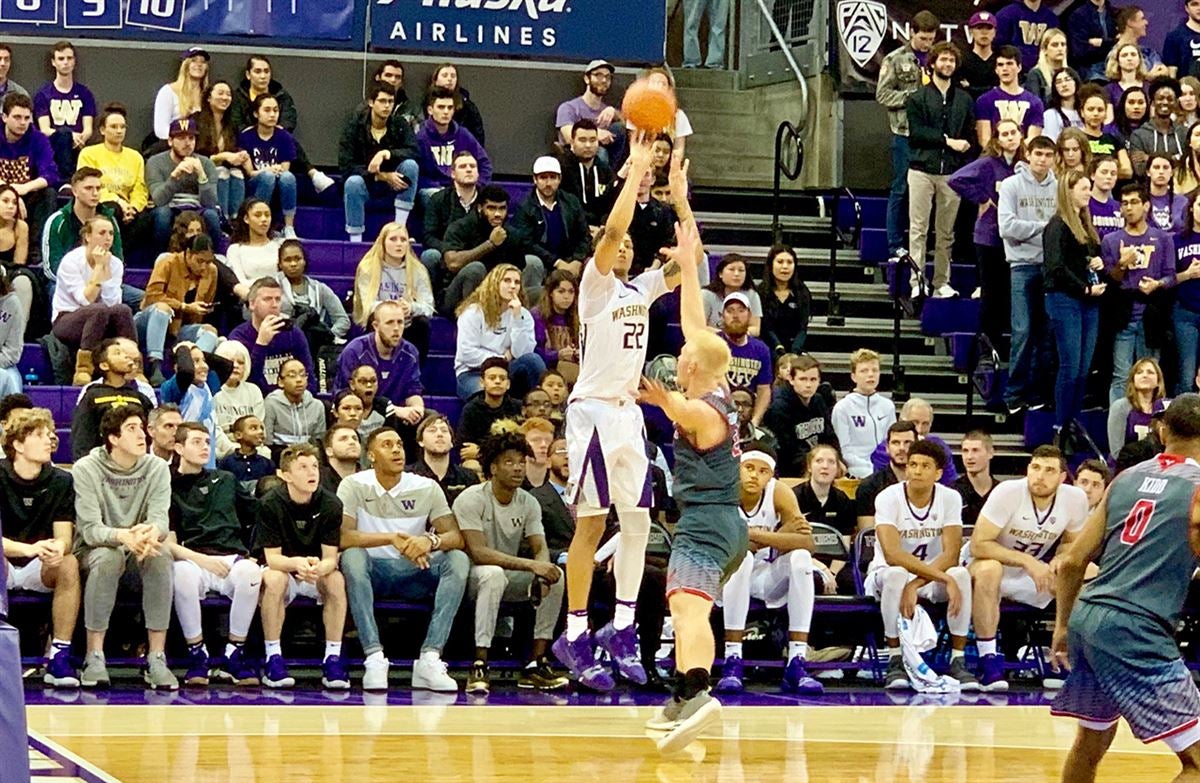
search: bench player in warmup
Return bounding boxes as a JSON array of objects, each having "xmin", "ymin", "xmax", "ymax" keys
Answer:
[
  {"xmin": 552, "ymin": 134, "xmax": 684, "ymax": 689},
  {"xmin": 1052, "ymin": 394, "xmax": 1200, "ymax": 782}
]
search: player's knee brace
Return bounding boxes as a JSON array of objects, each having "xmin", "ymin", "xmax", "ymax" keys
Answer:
[{"xmin": 790, "ymin": 549, "xmax": 813, "ymax": 580}]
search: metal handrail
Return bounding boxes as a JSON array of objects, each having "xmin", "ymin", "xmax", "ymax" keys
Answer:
[
  {"xmin": 771, "ymin": 120, "xmax": 805, "ymax": 244},
  {"xmin": 752, "ymin": 0, "xmax": 809, "ymax": 134}
]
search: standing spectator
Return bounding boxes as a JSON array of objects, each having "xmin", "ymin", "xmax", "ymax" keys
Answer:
[
  {"xmin": 960, "ymin": 12, "xmax": 999, "ymax": 100},
  {"xmin": 876, "ymin": 11, "xmax": 938, "ymax": 262},
  {"xmin": 153, "ymin": 47, "xmax": 209, "ymax": 142},
  {"xmin": 763, "ymin": 354, "xmax": 837, "ymax": 477},
  {"xmin": 1129, "ymin": 78, "xmax": 1187, "ymax": 176},
  {"xmin": 226, "ymin": 199, "xmax": 281, "ymax": 290},
  {"xmin": 1173, "ymin": 191, "xmax": 1200, "ymax": 392},
  {"xmin": 415, "ymin": 87, "xmax": 491, "ymax": 194},
  {"xmin": 683, "ymin": 0, "xmax": 729, "ymax": 68},
  {"xmin": 1147, "ymin": 154, "xmax": 1187, "ymax": 232},
  {"xmin": 145, "ymin": 118, "xmax": 220, "ymax": 245},
  {"xmin": 1023, "ymin": 29, "xmax": 1069, "ymax": 102},
  {"xmin": 720, "ymin": 292, "xmax": 774, "ymax": 423},
  {"xmin": 276, "ymin": 239, "xmax": 350, "ymax": 344},
  {"xmin": 1112, "ymin": 85, "xmax": 1149, "ymax": 143},
  {"xmin": 40, "ymin": 167, "xmax": 123, "ymax": 287},
  {"xmin": 454, "ymin": 265, "xmax": 545, "ymax": 401},
  {"xmin": 263, "ymin": 358, "xmax": 326, "ymax": 458},
  {"xmin": 335, "ymin": 300, "xmax": 424, "ymax": 424},
  {"xmin": 136, "ymin": 233, "xmax": 219, "ymax": 382},
  {"xmin": 350, "ymin": 222, "xmax": 433, "ymax": 356},
  {"xmin": 832, "ymin": 348, "xmax": 897, "ymax": 479},
  {"xmin": 1066, "ymin": 0, "xmax": 1117, "ymax": 81},
  {"xmin": 998, "ymin": 136, "xmax": 1059, "ymax": 414},
  {"xmin": 0, "ymin": 45, "xmax": 26, "ymax": 101},
  {"xmin": 560, "ymin": 119, "xmax": 615, "ymax": 227},
  {"xmin": 442, "ymin": 186, "xmax": 544, "ymax": 313},
  {"xmin": 0, "ymin": 93, "xmax": 59, "ymax": 239},
  {"xmin": 636, "ymin": 67, "xmax": 694, "ymax": 159},
  {"xmin": 1111, "ymin": 5, "xmax": 1170, "ymax": 78},
  {"xmin": 425, "ymin": 63, "xmax": 486, "ymax": 146},
  {"xmin": 237, "ymin": 95, "xmax": 298, "ymax": 239},
  {"xmin": 1088, "ymin": 155, "xmax": 1124, "ymax": 240},
  {"xmin": 702, "ymin": 255, "xmax": 761, "ymax": 333},
  {"xmin": 757, "ymin": 244, "xmax": 812, "ymax": 354},
  {"xmin": 1101, "ymin": 184, "xmax": 1176, "ymax": 402},
  {"xmin": 1105, "ymin": 45, "xmax": 1149, "ymax": 107},
  {"xmin": 1165, "ymin": 0, "xmax": 1200, "ymax": 78},
  {"xmin": 1056, "ymin": 128, "xmax": 1091, "ymax": 177},
  {"xmin": 77, "ymin": 104, "xmax": 149, "ymax": 240},
  {"xmin": 229, "ymin": 277, "xmax": 315, "ymax": 395},
  {"xmin": 1179, "ymin": 121, "xmax": 1200, "ymax": 195},
  {"xmin": 996, "ymin": 0, "xmax": 1060, "ymax": 72},
  {"xmin": 954, "ymin": 430, "xmax": 998, "ymax": 526},
  {"xmin": 532, "ymin": 269, "xmax": 580, "ymax": 383},
  {"xmin": 556, "ymin": 60, "xmax": 624, "ymax": 165},
  {"xmin": 420, "ymin": 150, "xmax": 478, "ymax": 283},
  {"xmin": 1043, "ymin": 170, "xmax": 1106, "ymax": 436},
  {"xmin": 1078, "ymin": 86, "xmax": 1132, "ymax": 177},
  {"xmin": 339, "ymin": 83, "xmax": 420, "ymax": 244},
  {"xmin": 34, "ymin": 41, "xmax": 94, "ymax": 180},
  {"xmin": 1041, "ymin": 67, "xmax": 1084, "ymax": 141},
  {"xmin": 407, "ymin": 413, "xmax": 480, "ymax": 506},
  {"xmin": 1106, "ymin": 357, "xmax": 1169, "ymax": 455},
  {"xmin": 907, "ymin": 41, "xmax": 976, "ymax": 300},
  {"xmin": 509, "ymin": 156, "xmax": 590, "ymax": 280},
  {"xmin": 69, "ymin": 339, "xmax": 153, "ymax": 459},
  {"xmin": 195, "ymin": 81, "xmax": 248, "ymax": 222},
  {"xmin": 976, "ymin": 45, "xmax": 1045, "ymax": 147}
]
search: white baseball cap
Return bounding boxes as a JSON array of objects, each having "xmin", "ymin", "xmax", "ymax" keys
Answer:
[{"xmin": 533, "ymin": 156, "xmax": 562, "ymax": 176}]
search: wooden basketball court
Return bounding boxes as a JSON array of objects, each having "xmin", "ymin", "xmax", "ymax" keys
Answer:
[{"xmin": 23, "ymin": 699, "xmax": 1182, "ymax": 782}]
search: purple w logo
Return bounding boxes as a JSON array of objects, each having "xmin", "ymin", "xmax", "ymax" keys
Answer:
[{"xmin": 851, "ymin": 415, "xmax": 866, "ymax": 427}]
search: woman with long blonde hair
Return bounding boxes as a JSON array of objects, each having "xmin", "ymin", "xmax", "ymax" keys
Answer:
[
  {"xmin": 1042, "ymin": 169, "xmax": 1106, "ymax": 435},
  {"xmin": 453, "ymin": 263, "xmax": 546, "ymax": 400},
  {"xmin": 352, "ymin": 222, "xmax": 433, "ymax": 356},
  {"xmin": 153, "ymin": 47, "xmax": 210, "ymax": 141},
  {"xmin": 1024, "ymin": 29, "xmax": 1068, "ymax": 103}
]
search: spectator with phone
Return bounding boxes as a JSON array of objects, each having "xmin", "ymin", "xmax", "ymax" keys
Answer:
[
  {"xmin": 135, "ymin": 234, "xmax": 220, "ymax": 384},
  {"xmin": 229, "ymin": 276, "xmax": 315, "ymax": 397}
]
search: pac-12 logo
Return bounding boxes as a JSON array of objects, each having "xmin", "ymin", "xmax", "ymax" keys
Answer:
[{"xmin": 836, "ymin": 0, "xmax": 888, "ymax": 69}]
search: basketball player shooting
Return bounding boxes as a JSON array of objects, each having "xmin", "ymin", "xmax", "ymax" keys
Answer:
[{"xmin": 551, "ymin": 135, "xmax": 687, "ymax": 690}]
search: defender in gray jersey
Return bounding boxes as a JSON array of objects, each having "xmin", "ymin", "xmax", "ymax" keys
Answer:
[{"xmin": 1051, "ymin": 393, "xmax": 1200, "ymax": 781}]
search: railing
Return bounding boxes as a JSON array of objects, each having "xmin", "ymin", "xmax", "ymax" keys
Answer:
[{"xmin": 742, "ymin": 0, "xmax": 814, "ymax": 125}]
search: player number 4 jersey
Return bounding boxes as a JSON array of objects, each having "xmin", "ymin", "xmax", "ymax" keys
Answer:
[{"xmin": 869, "ymin": 482, "xmax": 963, "ymax": 572}]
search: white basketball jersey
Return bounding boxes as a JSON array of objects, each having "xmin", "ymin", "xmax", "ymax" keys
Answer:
[
  {"xmin": 869, "ymin": 482, "xmax": 963, "ymax": 572},
  {"xmin": 979, "ymin": 479, "xmax": 1089, "ymax": 562},
  {"xmin": 570, "ymin": 261, "xmax": 668, "ymax": 403},
  {"xmin": 741, "ymin": 478, "xmax": 780, "ymax": 564}
]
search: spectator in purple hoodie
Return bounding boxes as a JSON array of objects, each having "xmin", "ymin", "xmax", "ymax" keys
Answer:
[
  {"xmin": 530, "ymin": 269, "xmax": 580, "ymax": 378},
  {"xmin": 415, "ymin": 86, "xmax": 491, "ymax": 201},
  {"xmin": 995, "ymin": 0, "xmax": 1060, "ymax": 72},
  {"xmin": 867, "ymin": 397, "xmax": 958, "ymax": 486},
  {"xmin": 0, "ymin": 92, "xmax": 59, "ymax": 238},
  {"xmin": 229, "ymin": 276, "xmax": 315, "ymax": 396}
]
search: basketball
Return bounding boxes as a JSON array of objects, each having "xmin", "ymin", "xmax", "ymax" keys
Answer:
[{"xmin": 621, "ymin": 78, "xmax": 677, "ymax": 132}]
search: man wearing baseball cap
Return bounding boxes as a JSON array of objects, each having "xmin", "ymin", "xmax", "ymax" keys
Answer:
[
  {"xmin": 719, "ymin": 292, "xmax": 774, "ymax": 425},
  {"xmin": 508, "ymin": 155, "xmax": 591, "ymax": 279},
  {"xmin": 960, "ymin": 12, "xmax": 999, "ymax": 99},
  {"xmin": 555, "ymin": 60, "xmax": 625, "ymax": 164},
  {"xmin": 145, "ymin": 117, "xmax": 221, "ymax": 247}
]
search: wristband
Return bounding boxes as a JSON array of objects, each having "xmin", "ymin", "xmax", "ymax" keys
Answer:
[{"xmin": 425, "ymin": 531, "xmax": 441, "ymax": 551}]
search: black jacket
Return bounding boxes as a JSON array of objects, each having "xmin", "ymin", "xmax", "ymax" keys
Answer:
[
  {"xmin": 1042, "ymin": 215, "xmax": 1099, "ymax": 299},
  {"xmin": 230, "ymin": 78, "xmax": 299, "ymax": 133},
  {"xmin": 444, "ymin": 210, "xmax": 534, "ymax": 271},
  {"xmin": 530, "ymin": 481, "xmax": 574, "ymax": 562},
  {"xmin": 759, "ymin": 284, "xmax": 812, "ymax": 354},
  {"xmin": 559, "ymin": 150, "xmax": 615, "ymax": 225},
  {"xmin": 1066, "ymin": 2, "xmax": 1117, "ymax": 70},
  {"xmin": 422, "ymin": 186, "xmax": 475, "ymax": 253},
  {"xmin": 338, "ymin": 106, "xmax": 418, "ymax": 180},
  {"xmin": 629, "ymin": 198, "xmax": 678, "ymax": 274},
  {"xmin": 407, "ymin": 457, "xmax": 480, "ymax": 507},
  {"xmin": 455, "ymin": 392, "xmax": 522, "ymax": 447},
  {"xmin": 906, "ymin": 82, "xmax": 975, "ymax": 175},
  {"xmin": 762, "ymin": 385, "xmax": 838, "ymax": 478},
  {"xmin": 508, "ymin": 189, "xmax": 591, "ymax": 265},
  {"xmin": 424, "ymin": 87, "xmax": 486, "ymax": 146}
]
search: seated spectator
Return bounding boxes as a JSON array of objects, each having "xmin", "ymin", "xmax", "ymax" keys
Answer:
[
  {"xmin": 370, "ymin": 59, "xmax": 421, "ymax": 133},
  {"xmin": 1115, "ymin": 405, "xmax": 1167, "ymax": 472},
  {"xmin": 976, "ymin": 45, "xmax": 1045, "ymax": 147},
  {"xmin": 625, "ymin": 164, "xmax": 677, "ymax": 275},
  {"xmin": 531, "ymin": 269, "xmax": 580, "ymax": 383},
  {"xmin": 195, "ymin": 81, "xmax": 248, "ymax": 222},
  {"xmin": 1107, "ymin": 357, "xmax": 1169, "ymax": 456},
  {"xmin": 454, "ymin": 265, "xmax": 546, "ymax": 401},
  {"xmin": 539, "ymin": 368, "xmax": 568, "ymax": 418},
  {"xmin": 77, "ymin": 104, "xmax": 149, "ymax": 239},
  {"xmin": 338, "ymin": 427, "xmax": 468, "ymax": 692},
  {"xmin": 407, "ymin": 413, "xmax": 479, "ymax": 506},
  {"xmin": 0, "ymin": 186, "xmax": 31, "ymax": 322},
  {"xmin": 336, "ymin": 299, "xmax": 424, "ymax": 416},
  {"xmin": 1066, "ymin": 0, "xmax": 1115, "ymax": 81},
  {"xmin": 167, "ymin": 422, "xmax": 261, "ymax": 687},
  {"xmin": 277, "ymin": 239, "xmax": 350, "ymax": 345},
  {"xmin": 731, "ymin": 388, "xmax": 777, "ymax": 452},
  {"xmin": 441, "ymin": 185, "xmax": 544, "ymax": 314},
  {"xmin": 351, "ymin": 223, "xmax": 433, "ymax": 358},
  {"xmin": 1074, "ymin": 458, "xmax": 1110, "ymax": 510},
  {"xmin": 416, "ymin": 86, "xmax": 491, "ymax": 194},
  {"xmin": 639, "ymin": 68, "xmax": 692, "ymax": 159},
  {"xmin": 41, "ymin": 167, "xmax": 124, "ymax": 287},
  {"xmin": 1023, "ymin": 29, "xmax": 1068, "ymax": 103},
  {"xmin": 145, "ymin": 118, "xmax": 221, "ymax": 245},
  {"xmin": 954, "ymin": 429, "xmax": 998, "ymax": 526},
  {"xmin": 255, "ymin": 443, "xmax": 349, "ymax": 690},
  {"xmin": 425, "ymin": 63, "xmax": 486, "ymax": 146},
  {"xmin": 420, "ymin": 150, "xmax": 479, "ymax": 283},
  {"xmin": 1166, "ymin": 5, "xmax": 1200, "ymax": 78},
  {"xmin": 522, "ymin": 387, "xmax": 555, "ymax": 421},
  {"xmin": 51, "ymin": 218, "xmax": 136, "ymax": 385},
  {"xmin": 34, "ymin": 41, "xmax": 94, "ymax": 180},
  {"xmin": 456, "ymin": 357, "xmax": 522, "ymax": 461},
  {"xmin": 832, "ymin": 348, "xmax": 897, "ymax": 479},
  {"xmin": 339, "ymin": 83, "xmax": 420, "ymax": 243},
  {"xmin": 229, "ymin": 277, "xmax": 315, "ymax": 396},
  {"xmin": 237, "ymin": 95, "xmax": 298, "ymax": 239},
  {"xmin": 1129, "ymin": 78, "xmax": 1186, "ymax": 175},
  {"xmin": 330, "ymin": 389, "xmax": 365, "ymax": 430},
  {"xmin": 226, "ymin": 199, "xmax": 281, "ymax": 289},
  {"xmin": 650, "ymin": 135, "xmax": 673, "ymax": 184},
  {"xmin": 555, "ymin": 60, "xmax": 623, "ymax": 164},
  {"xmin": 70, "ymin": 338, "xmax": 153, "ymax": 459},
  {"xmin": 456, "ymin": 432, "xmax": 566, "ymax": 694},
  {"xmin": 0, "ymin": 45, "xmax": 27, "ymax": 101},
  {"xmin": 1111, "ymin": 5, "xmax": 1170, "ymax": 79},
  {"xmin": 757, "ymin": 244, "xmax": 812, "ymax": 354},
  {"xmin": 346, "ymin": 364, "xmax": 386, "ymax": 443},
  {"xmin": 73, "ymin": 406, "xmax": 176, "ymax": 690},
  {"xmin": 160, "ymin": 343, "xmax": 230, "ymax": 468},
  {"xmin": 137, "ymin": 233, "xmax": 219, "ymax": 382},
  {"xmin": 763, "ymin": 354, "xmax": 837, "ymax": 477},
  {"xmin": 153, "ymin": 47, "xmax": 209, "ymax": 142},
  {"xmin": 720, "ymin": 292, "xmax": 773, "ymax": 417},
  {"xmin": 560, "ymin": 119, "xmax": 614, "ymax": 227},
  {"xmin": 868, "ymin": 397, "xmax": 958, "ymax": 486},
  {"xmin": 217, "ymin": 414, "xmax": 274, "ymax": 498},
  {"xmin": 212, "ymin": 340, "xmax": 265, "ymax": 459},
  {"xmin": 520, "ymin": 416, "xmax": 554, "ymax": 489},
  {"xmin": 854, "ymin": 420, "xmax": 917, "ymax": 530},
  {"xmin": 0, "ymin": 265, "xmax": 21, "ymax": 397},
  {"xmin": 794, "ymin": 443, "xmax": 856, "ymax": 537},
  {"xmin": 1178, "ymin": 123, "xmax": 1200, "ymax": 195},
  {"xmin": 147, "ymin": 403, "xmax": 182, "ymax": 462},
  {"xmin": 0, "ymin": 93, "xmax": 59, "ymax": 239},
  {"xmin": 73, "ymin": 335, "xmax": 155, "ymax": 406},
  {"xmin": 263, "ymin": 358, "xmax": 326, "ymax": 459},
  {"xmin": 509, "ymin": 156, "xmax": 591, "ymax": 279},
  {"xmin": 1105, "ymin": 44, "xmax": 1149, "ymax": 111},
  {"xmin": 1041, "ymin": 67, "xmax": 1083, "ymax": 142},
  {"xmin": 0, "ymin": 407, "xmax": 79, "ymax": 688},
  {"xmin": 321, "ymin": 423, "xmax": 362, "ymax": 493}
]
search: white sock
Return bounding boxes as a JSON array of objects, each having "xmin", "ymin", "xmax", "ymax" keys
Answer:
[
  {"xmin": 977, "ymin": 638, "xmax": 997, "ymax": 657},
  {"xmin": 51, "ymin": 638, "xmax": 70, "ymax": 653},
  {"xmin": 566, "ymin": 611, "xmax": 588, "ymax": 641},
  {"xmin": 224, "ymin": 642, "xmax": 241, "ymax": 659},
  {"xmin": 788, "ymin": 641, "xmax": 808, "ymax": 661},
  {"xmin": 724, "ymin": 641, "xmax": 744, "ymax": 659},
  {"xmin": 325, "ymin": 641, "xmax": 342, "ymax": 660},
  {"xmin": 395, "ymin": 206, "xmax": 412, "ymax": 225},
  {"xmin": 421, "ymin": 649, "xmax": 441, "ymax": 663},
  {"xmin": 365, "ymin": 651, "xmax": 386, "ymax": 665},
  {"xmin": 264, "ymin": 640, "xmax": 282, "ymax": 658},
  {"xmin": 349, "ymin": 232, "xmax": 363, "ymax": 243},
  {"xmin": 613, "ymin": 600, "xmax": 636, "ymax": 631},
  {"xmin": 951, "ymin": 649, "xmax": 965, "ymax": 660}
]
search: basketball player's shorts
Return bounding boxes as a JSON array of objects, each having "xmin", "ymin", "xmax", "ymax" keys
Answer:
[
  {"xmin": 961, "ymin": 545, "xmax": 1055, "ymax": 609},
  {"xmin": 565, "ymin": 398, "xmax": 652, "ymax": 513},
  {"xmin": 667, "ymin": 502, "xmax": 749, "ymax": 602},
  {"xmin": 1052, "ymin": 601, "xmax": 1200, "ymax": 747},
  {"xmin": 4, "ymin": 559, "xmax": 52, "ymax": 593}
]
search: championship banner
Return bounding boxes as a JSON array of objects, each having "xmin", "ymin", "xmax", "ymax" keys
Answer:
[
  {"xmin": 369, "ymin": 0, "xmax": 666, "ymax": 64},
  {"xmin": 0, "ymin": 0, "xmax": 362, "ymax": 48}
]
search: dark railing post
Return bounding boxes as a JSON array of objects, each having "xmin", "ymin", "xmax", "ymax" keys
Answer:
[
  {"xmin": 889, "ymin": 257, "xmax": 911, "ymax": 403},
  {"xmin": 826, "ymin": 189, "xmax": 844, "ymax": 326}
]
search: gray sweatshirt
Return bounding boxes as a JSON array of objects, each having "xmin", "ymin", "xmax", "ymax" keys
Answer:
[
  {"xmin": 278, "ymin": 273, "xmax": 351, "ymax": 338},
  {"xmin": 145, "ymin": 150, "xmax": 218, "ymax": 210},
  {"xmin": 263, "ymin": 389, "xmax": 327, "ymax": 447},
  {"xmin": 998, "ymin": 162, "xmax": 1058, "ymax": 267},
  {"xmin": 73, "ymin": 447, "xmax": 171, "ymax": 549},
  {"xmin": 0, "ymin": 292, "xmax": 25, "ymax": 369}
]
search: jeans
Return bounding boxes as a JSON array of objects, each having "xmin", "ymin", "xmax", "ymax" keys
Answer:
[
  {"xmin": 215, "ymin": 167, "xmax": 246, "ymax": 221},
  {"xmin": 343, "ymin": 159, "xmax": 420, "ymax": 236},
  {"xmin": 1174, "ymin": 301, "xmax": 1200, "ymax": 395},
  {"xmin": 48, "ymin": 127, "xmax": 79, "ymax": 179},
  {"xmin": 456, "ymin": 352, "xmax": 547, "ymax": 401},
  {"xmin": 152, "ymin": 206, "xmax": 221, "ymax": 247},
  {"xmin": 887, "ymin": 134, "xmax": 910, "ymax": 255},
  {"xmin": 1006, "ymin": 264, "xmax": 1047, "ymax": 407},
  {"xmin": 683, "ymin": 0, "xmax": 729, "ymax": 67},
  {"xmin": 249, "ymin": 170, "xmax": 297, "ymax": 218},
  {"xmin": 133, "ymin": 306, "xmax": 218, "ymax": 361},
  {"xmin": 1046, "ymin": 292, "xmax": 1099, "ymax": 430},
  {"xmin": 340, "ymin": 547, "xmax": 469, "ymax": 657},
  {"xmin": 1110, "ymin": 317, "xmax": 1155, "ymax": 403},
  {"xmin": 0, "ymin": 366, "xmax": 22, "ymax": 397}
]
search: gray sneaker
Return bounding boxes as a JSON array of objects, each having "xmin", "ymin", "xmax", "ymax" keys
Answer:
[
  {"xmin": 884, "ymin": 655, "xmax": 910, "ymax": 690},
  {"xmin": 656, "ymin": 691, "xmax": 722, "ymax": 754},
  {"xmin": 948, "ymin": 657, "xmax": 980, "ymax": 691},
  {"xmin": 144, "ymin": 652, "xmax": 179, "ymax": 691},
  {"xmin": 80, "ymin": 652, "xmax": 109, "ymax": 689},
  {"xmin": 645, "ymin": 695, "xmax": 684, "ymax": 731}
]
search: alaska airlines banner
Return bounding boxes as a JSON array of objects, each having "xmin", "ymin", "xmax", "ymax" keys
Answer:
[{"xmin": 369, "ymin": 0, "xmax": 666, "ymax": 64}]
